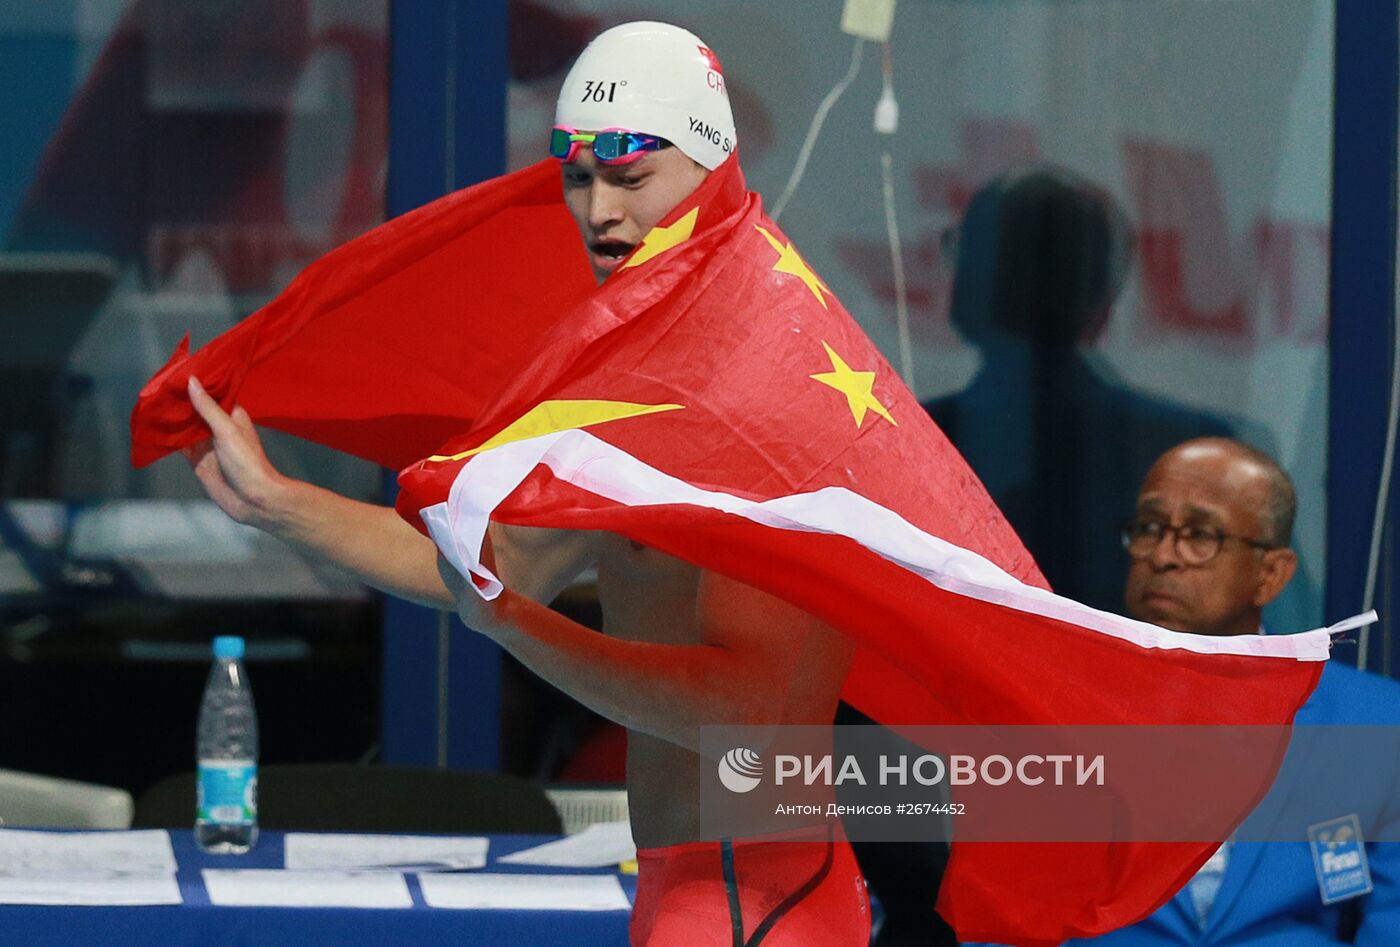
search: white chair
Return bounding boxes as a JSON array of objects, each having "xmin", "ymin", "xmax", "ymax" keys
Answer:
[
  {"xmin": 544, "ymin": 786, "xmax": 630, "ymax": 836},
  {"xmin": 0, "ymin": 769, "xmax": 134, "ymax": 829}
]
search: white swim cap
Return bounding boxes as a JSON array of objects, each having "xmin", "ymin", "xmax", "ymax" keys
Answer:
[{"xmin": 555, "ymin": 21, "xmax": 737, "ymax": 171}]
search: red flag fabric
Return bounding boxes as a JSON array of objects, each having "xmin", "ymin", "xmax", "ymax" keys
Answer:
[
  {"xmin": 131, "ymin": 154, "xmax": 1347, "ymax": 945},
  {"xmin": 129, "ymin": 159, "xmax": 594, "ymax": 469}
]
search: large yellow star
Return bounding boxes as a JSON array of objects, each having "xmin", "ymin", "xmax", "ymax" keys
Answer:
[
  {"xmin": 622, "ymin": 207, "xmax": 700, "ymax": 269},
  {"xmin": 810, "ymin": 341, "xmax": 897, "ymax": 428},
  {"xmin": 756, "ymin": 225, "xmax": 830, "ymax": 308},
  {"xmin": 428, "ymin": 400, "xmax": 684, "ymax": 462}
]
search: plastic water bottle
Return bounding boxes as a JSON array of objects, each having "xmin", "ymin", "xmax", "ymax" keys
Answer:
[{"xmin": 195, "ymin": 636, "xmax": 259, "ymax": 853}]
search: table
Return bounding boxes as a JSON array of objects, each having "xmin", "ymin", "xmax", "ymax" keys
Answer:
[{"xmin": 3, "ymin": 831, "xmax": 637, "ymax": 946}]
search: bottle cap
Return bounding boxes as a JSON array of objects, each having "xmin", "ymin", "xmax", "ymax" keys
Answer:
[{"xmin": 212, "ymin": 636, "xmax": 245, "ymax": 660}]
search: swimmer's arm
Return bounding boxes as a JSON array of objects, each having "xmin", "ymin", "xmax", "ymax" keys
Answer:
[
  {"xmin": 262, "ymin": 484, "xmax": 455, "ymax": 607},
  {"xmin": 183, "ymin": 376, "xmax": 452, "ymax": 607},
  {"xmin": 185, "ymin": 376, "xmax": 596, "ymax": 608},
  {"xmin": 442, "ymin": 561, "xmax": 852, "ymax": 752}
]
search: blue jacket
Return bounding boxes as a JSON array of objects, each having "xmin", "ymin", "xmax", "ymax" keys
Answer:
[{"xmin": 1066, "ymin": 661, "xmax": 1400, "ymax": 946}]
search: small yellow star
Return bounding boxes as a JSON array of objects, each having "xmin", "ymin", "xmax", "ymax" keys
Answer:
[
  {"xmin": 810, "ymin": 341, "xmax": 897, "ymax": 428},
  {"xmin": 756, "ymin": 225, "xmax": 830, "ymax": 308},
  {"xmin": 622, "ymin": 207, "xmax": 700, "ymax": 269}
]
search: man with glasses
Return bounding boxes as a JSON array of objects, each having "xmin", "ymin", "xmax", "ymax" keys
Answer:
[
  {"xmin": 1078, "ymin": 436, "xmax": 1400, "ymax": 945},
  {"xmin": 1121, "ymin": 437, "xmax": 1298, "ymax": 636}
]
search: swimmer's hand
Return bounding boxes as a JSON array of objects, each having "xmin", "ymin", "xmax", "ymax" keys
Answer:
[
  {"xmin": 183, "ymin": 375, "xmax": 294, "ymax": 530},
  {"xmin": 436, "ymin": 549, "xmax": 504, "ymax": 633}
]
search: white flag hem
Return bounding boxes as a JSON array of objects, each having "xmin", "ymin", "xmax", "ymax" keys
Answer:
[{"xmin": 420, "ymin": 428, "xmax": 1354, "ymax": 662}]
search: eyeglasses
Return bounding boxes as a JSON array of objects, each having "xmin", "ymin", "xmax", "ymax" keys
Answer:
[
  {"xmin": 550, "ymin": 125, "xmax": 673, "ymax": 165},
  {"xmin": 1120, "ymin": 519, "xmax": 1276, "ymax": 566}
]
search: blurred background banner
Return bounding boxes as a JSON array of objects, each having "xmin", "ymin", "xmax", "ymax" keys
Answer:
[{"xmin": 0, "ymin": 0, "xmax": 392, "ymax": 797}]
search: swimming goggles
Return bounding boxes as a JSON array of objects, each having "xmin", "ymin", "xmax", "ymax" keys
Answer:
[{"xmin": 550, "ymin": 125, "xmax": 673, "ymax": 165}]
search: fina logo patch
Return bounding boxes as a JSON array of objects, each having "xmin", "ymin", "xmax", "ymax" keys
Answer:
[
  {"xmin": 1308, "ymin": 814, "xmax": 1374, "ymax": 904},
  {"xmin": 719, "ymin": 748, "xmax": 763, "ymax": 793}
]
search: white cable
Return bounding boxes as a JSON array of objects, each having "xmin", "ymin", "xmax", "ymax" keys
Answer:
[
  {"xmin": 1358, "ymin": 13, "xmax": 1400, "ymax": 674},
  {"xmin": 1360, "ymin": 179, "xmax": 1400, "ymax": 674},
  {"xmin": 771, "ymin": 38, "xmax": 865, "ymax": 222},
  {"xmin": 1359, "ymin": 320, "xmax": 1398, "ymax": 672},
  {"xmin": 881, "ymin": 151, "xmax": 915, "ymax": 391},
  {"xmin": 873, "ymin": 40, "xmax": 912, "ymax": 392},
  {"xmin": 436, "ymin": 609, "xmax": 451, "ymax": 766}
]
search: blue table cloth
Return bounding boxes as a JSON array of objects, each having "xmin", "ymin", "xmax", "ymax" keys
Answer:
[{"xmin": 4, "ymin": 830, "xmax": 636, "ymax": 946}]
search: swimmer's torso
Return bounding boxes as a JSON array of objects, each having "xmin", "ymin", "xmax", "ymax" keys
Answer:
[{"xmin": 595, "ymin": 534, "xmax": 706, "ymax": 847}]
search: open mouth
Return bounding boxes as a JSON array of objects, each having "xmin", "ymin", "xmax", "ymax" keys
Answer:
[{"xmin": 590, "ymin": 240, "xmax": 636, "ymax": 270}]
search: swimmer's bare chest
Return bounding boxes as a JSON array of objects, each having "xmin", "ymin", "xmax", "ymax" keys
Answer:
[
  {"xmin": 594, "ymin": 535, "xmax": 707, "ymax": 846},
  {"xmin": 580, "ymin": 535, "xmax": 849, "ymax": 845},
  {"xmin": 595, "ymin": 534, "xmax": 703, "ymax": 644}
]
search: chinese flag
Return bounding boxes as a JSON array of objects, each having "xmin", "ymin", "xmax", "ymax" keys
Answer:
[
  {"xmin": 129, "ymin": 159, "xmax": 594, "ymax": 470},
  {"xmin": 132, "ymin": 156, "xmax": 1343, "ymax": 946}
]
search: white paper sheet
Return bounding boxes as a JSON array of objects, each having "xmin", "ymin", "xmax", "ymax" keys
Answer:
[
  {"xmin": 0, "ymin": 829, "xmax": 177, "ymax": 878},
  {"xmin": 283, "ymin": 833, "xmax": 489, "ymax": 872},
  {"xmin": 202, "ymin": 869, "xmax": 412, "ymax": 909},
  {"xmin": 0, "ymin": 829, "xmax": 181, "ymax": 906},
  {"xmin": 419, "ymin": 873, "xmax": 631, "ymax": 911},
  {"xmin": 0, "ymin": 874, "xmax": 182, "ymax": 906},
  {"xmin": 496, "ymin": 821, "xmax": 635, "ymax": 868}
]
